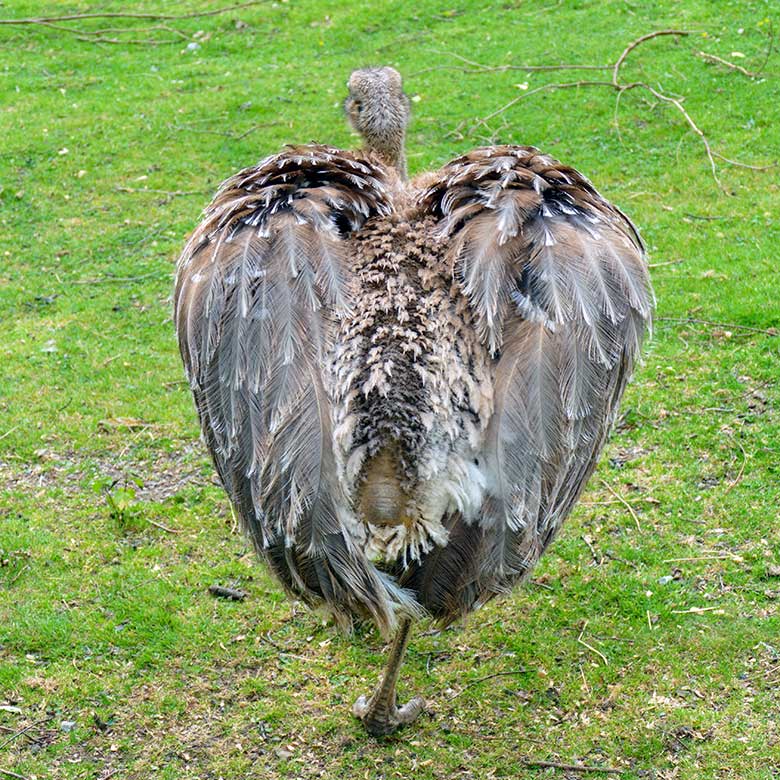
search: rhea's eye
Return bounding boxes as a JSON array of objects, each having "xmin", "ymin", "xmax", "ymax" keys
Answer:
[{"xmin": 354, "ymin": 100, "xmax": 363, "ymax": 114}]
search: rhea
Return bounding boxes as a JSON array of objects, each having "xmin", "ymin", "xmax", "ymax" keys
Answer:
[{"xmin": 174, "ymin": 66, "xmax": 653, "ymax": 735}]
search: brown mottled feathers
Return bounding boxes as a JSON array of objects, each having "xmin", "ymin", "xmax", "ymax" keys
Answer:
[
  {"xmin": 174, "ymin": 141, "xmax": 653, "ymax": 632},
  {"xmin": 414, "ymin": 146, "xmax": 652, "ymax": 619},
  {"xmin": 175, "ymin": 145, "xmax": 420, "ymax": 634}
]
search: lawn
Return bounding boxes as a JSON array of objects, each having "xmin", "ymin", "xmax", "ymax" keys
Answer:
[{"xmin": 1, "ymin": 1, "xmax": 778, "ymax": 778}]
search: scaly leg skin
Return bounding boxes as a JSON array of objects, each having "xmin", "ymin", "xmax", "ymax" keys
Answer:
[{"xmin": 352, "ymin": 618, "xmax": 426, "ymax": 736}]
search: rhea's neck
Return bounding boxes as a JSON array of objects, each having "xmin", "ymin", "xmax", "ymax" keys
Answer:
[{"xmin": 363, "ymin": 132, "xmax": 408, "ymax": 180}]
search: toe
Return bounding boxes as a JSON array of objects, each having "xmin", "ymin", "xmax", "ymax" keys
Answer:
[
  {"xmin": 396, "ymin": 695, "xmax": 426, "ymax": 724},
  {"xmin": 352, "ymin": 694, "xmax": 370, "ymax": 718}
]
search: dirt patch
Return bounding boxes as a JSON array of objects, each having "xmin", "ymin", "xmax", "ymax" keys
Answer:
[{"xmin": 0, "ymin": 443, "xmax": 213, "ymax": 504}]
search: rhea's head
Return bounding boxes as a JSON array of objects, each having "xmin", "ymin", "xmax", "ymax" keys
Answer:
[{"xmin": 345, "ymin": 66, "xmax": 410, "ymax": 177}]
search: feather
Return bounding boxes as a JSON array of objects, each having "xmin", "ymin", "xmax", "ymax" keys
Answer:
[
  {"xmin": 174, "ymin": 145, "xmax": 417, "ymax": 635},
  {"xmin": 420, "ymin": 144, "xmax": 654, "ymax": 608},
  {"xmin": 177, "ymin": 137, "xmax": 653, "ymax": 633}
]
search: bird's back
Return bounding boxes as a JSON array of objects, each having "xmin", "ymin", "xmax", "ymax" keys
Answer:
[
  {"xmin": 174, "ymin": 143, "xmax": 652, "ymax": 632},
  {"xmin": 330, "ymin": 206, "xmax": 494, "ymax": 565}
]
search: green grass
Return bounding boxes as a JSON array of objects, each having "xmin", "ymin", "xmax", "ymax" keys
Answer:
[{"xmin": 1, "ymin": 1, "xmax": 779, "ymax": 778}]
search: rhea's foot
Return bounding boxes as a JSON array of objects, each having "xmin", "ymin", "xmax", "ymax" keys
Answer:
[{"xmin": 352, "ymin": 692, "xmax": 426, "ymax": 737}]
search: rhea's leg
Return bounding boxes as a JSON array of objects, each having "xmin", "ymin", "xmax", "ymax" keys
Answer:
[{"xmin": 352, "ymin": 618, "xmax": 425, "ymax": 736}]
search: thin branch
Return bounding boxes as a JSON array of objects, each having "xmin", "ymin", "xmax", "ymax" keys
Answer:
[
  {"xmin": 724, "ymin": 439, "xmax": 748, "ymax": 496},
  {"xmin": 581, "ymin": 534, "xmax": 602, "ymax": 565},
  {"xmin": 413, "ymin": 50, "xmax": 611, "ymax": 76},
  {"xmin": 235, "ymin": 122, "xmax": 282, "ymax": 140},
  {"xmin": 0, "ymin": 425, "xmax": 19, "ymax": 441},
  {"xmin": 0, "ymin": 720, "xmax": 49, "ymax": 751},
  {"xmin": 442, "ymin": 50, "xmax": 613, "ymax": 73},
  {"xmin": 70, "ymin": 271, "xmax": 164, "ymax": 285},
  {"xmin": 85, "ymin": 24, "xmax": 189, "ymax": 38},
  {"xmin": 755, "ymin": 21, "xmax": 776, "ymax": 77},
  {"xmin": 613, "ymin": 29, "xmax": 691, "ymax": 84},
  {"xmin": 449, "ymin": 669, "xmax": 527, "ymax": 699},
  {"xmin": 29, "ymin": 21, "xmax": 180, "ymax": 44},
  {"xmin": 145, "ymin": 518, "xmax": 180, "ymax": 534},
  {"xmin": 115, "ymin": 186, "xmax": 204, "ymax": 197},
  {"xmin": 577, "ymin": 621, "xmax": 609, "ymax": 666},
  {"xmin": 0, "ymin": 2, "xmax": 267, "ymax": 45},
  {"xmin": 620, "ymin": 78, "xmax": 723, "ymax": 189},
  {"xmin": 29, "ymin": 20, "xmax": 190, "ymax": 44},
  {"xmin": 466, "ymin": 29, "xmax": 773, "ymax": 191},
  {"xmin": 711, "ymin": 151, "xmax": 778, "ymax": 171},
  {"xmin": 599, "ymin": 480, "xmax": 641, "ymax": 532},
  {"xmin": 0, "ymin": 2, "xmax": 268, "ymax": 25},
  {"xmin": 74, "ymin": 34, "xmax": 183, "ymax": 46},
  {"xmin": 208, "ymin": 584, "xmax": 248, "ymax": 601},
  {"xmin": 696, "ymin": 50, "xmax": 759, "ymax": 78},
  {"xmin": 655, "ymin": 317, "xmax": 778, "ymax": 337},
  {"xmin": 475, "ymin": 80, "xmax": 615, "ymax": 126},
  {"xmin": 0, "ymin": 769, "xmax": 30, "ymax": 780},
  {"xmin": 169, "ymin": 121, "xmax": 282, "ymax": 140},
  {"xmin": 663, "ymin": 555, "xmax": 743, "ymax": 563},
  {"xmin": 682, "ymin": 213, "xmax": 730, "ymax": 221},
  {"xmin": 522, "ymin": 760, "xmax": 624, "ymax": 775},
  {"xmin": 647, "ymin": 259, "xmax": 683, "ymax": 268},
  {"xmin": 671, "ymin": 606, "xmax": 724, "ymax": 614},
  {"xmin": 8, "ymin": 564, "xmax": 30, "ymax": 586}
]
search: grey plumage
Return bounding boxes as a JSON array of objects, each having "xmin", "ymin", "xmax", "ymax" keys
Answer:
[{"xmin": 174, "ymin": 68, "xmax": 653, "ymax": 734}]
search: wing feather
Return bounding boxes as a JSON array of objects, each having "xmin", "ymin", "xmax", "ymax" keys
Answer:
[
  {"xmin": 175, "ymin": 145, "xmax": 417, "ymax": 634},
  {"xmin": 418, "ymin": 145, "xmax": 654, "ymax": 618}
]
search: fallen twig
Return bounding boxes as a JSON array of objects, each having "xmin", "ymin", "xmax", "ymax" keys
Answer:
[
  {"xmin": 581, "ymin": 534, "xmax": 602, "ymax": 565},
  {"xmin": 681, "ymin": 213, "xmax": 730, "ymax": 220},
  {"xmin": 465, "ymin": 29, "xmax": 775, "ymax": 192},
  {"xmin": 71, "ymin": 271, "xmax": 164, "ymax": 285},
  {"xmin": 671, "ymin": 606, "xmax": 724, "ymax": 614},
  {"xmin": 0, "ymin": 719, "xmax": 50, "ymax": 751},
  {"xmin": 663, "ymin": 554, "xmax": 743, "ymax": 563},
  {"xmin": 0, "ymin": 2, "xmax": 267, "ymax": 25},
  {"xmin": 647, "ymin": 259, "xmax": 683, "ymax": 268},
  {"xmin": 577, "ymin": 620, "xmax": 609, "ymax": 666},
  {"xmin": 724, "ymin": 439, "xmax": 748, "ymax": 495},
  {"xmin": 754, "ymin": 20, "xmax": 776, "ymax": 77},
  {"xmin": 0, "ymin": 769, "xmax": 30, "ymax": 780},
  {"xmin": 115, "ymin": 186, "xmax": 204, "ymax": 197},
  {"xmin": 0, "ymin": 426, "xmax": 19, "ymax": 442},
  {"xmin": 169, "ymin": 120, "xmax": 282, "ymax": 140},
  {"xmin": 414, "ymin": 49, "xmax": 611, "ymax": 76},
  {"xmin": 7, "ymin": 564, "xmax": 30, "ymax": 586},
  {"xmin": 35, "ymin": 23, "xmax": 182, "ymax": 45},
  {"xmin": 612, "ymin": 29, "xmax": 691, "ymax": 83},
  {"xmin": 656, "ymin": 317, "xmax": 778, "ymax": 337},
  {"xmin": 522, "ymin": 759, "xmax": 624, "ymax": 775},
  {"xmin": 449, "ymin": 669, "xmax": 527, "ymax": 699},
  {"xmin": 599, "ymin": 480, "xmax": 641, "ymax": 532},
  {"xmin": 711, "ymin": 151, "xmax": 779, "ymax": 171},
  {"xmin": 696, "ymin": 50, "xmax": 759, "ymax": 78},
  {"xmin": 0, "ymin": 2, "xmax": 267, "ymax": 45},
  {"xmin": 145, "ymin": 518, "xmax": 180, "ymax": 534},
  {"xmin": 208, "ymin": 584, "xmax": 247, "ymax": 601}
]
